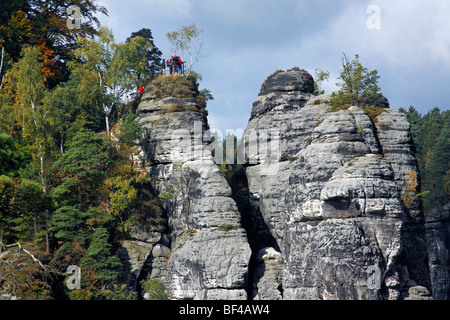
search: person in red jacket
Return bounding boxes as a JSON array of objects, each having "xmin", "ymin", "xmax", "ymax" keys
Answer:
[{"xmin": 173, "ymin": 55, "xmax": 182, "ymax": 74}]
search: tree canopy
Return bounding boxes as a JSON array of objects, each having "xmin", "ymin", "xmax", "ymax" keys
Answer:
[
  {"xmin": 0, "ymin": 11, "xmax": 165, "ymax": 298},
  {"xmin": 0, "ymin": 0, "xmax": 107, "ymax": 87},
  {"xmin": 330, "ymin": 53, "xmax": 383, "ymax": 109},
  {"xmin": 166, "ymin": 23, "xmax": 205, "ymax": 75},
  {"xmin": 127, "ymin": 28, "xmax": 163, "ymax": 80},
  {"xmin": 400, "ymin": 106, "xmax": 450, "ymax": 212}
]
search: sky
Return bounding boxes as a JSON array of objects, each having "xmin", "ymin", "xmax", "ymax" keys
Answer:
[{"xmin": 96, "ymin": 0, "xmax": 450, "ymax": 136}]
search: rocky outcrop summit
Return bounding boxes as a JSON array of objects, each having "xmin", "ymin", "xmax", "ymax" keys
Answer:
[{"xmin": 120, "ymin": 69, "xmax": 433, "ymax": 300}]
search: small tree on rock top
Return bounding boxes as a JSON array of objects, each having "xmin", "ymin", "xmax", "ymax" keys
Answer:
[{"xmin": 330, "ymin": 53, "xmax": 382, "ymax": 109}]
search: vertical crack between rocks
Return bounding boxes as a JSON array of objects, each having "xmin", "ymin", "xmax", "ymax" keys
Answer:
[{"xmin": 228, "ymin": 167, "xmax": 281, "ymax": 300}]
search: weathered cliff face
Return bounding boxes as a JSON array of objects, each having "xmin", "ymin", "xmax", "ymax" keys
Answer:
[
  {"xmin": 120, "ymin": 70, "xmax": 432, "ymax": 300},
  {"xmin": 126, "ymin": 74, "xmax": 251, "ymax": 300},
  {"xmin": 242, "ymin": 69, "xmax": 431, "ymax": 300}
]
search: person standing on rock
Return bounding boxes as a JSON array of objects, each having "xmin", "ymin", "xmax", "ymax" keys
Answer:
[
  {"xmin": 167, "ymin": 55, "xmax": 174, "ymax": 74},
  {"xmin": 170, "ymin": 55, "xmax": 180, "ymax": 74},
  {"xmin": 161, "ymin": 59, "xmax": 166, "ymax": 75},
  {"xmin": 174, "ymin": 55, "xmax": 182, "ymax": 74}
]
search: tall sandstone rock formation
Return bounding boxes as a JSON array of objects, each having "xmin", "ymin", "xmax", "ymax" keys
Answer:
[
  {"xmin": 120, "ymin": 70, "xmax": 432, "ymax": 300},
  {"xmin": 242, "ymin": 68, "xmax": 431, "ymax": 300},
  {"xmin": 130, "ymin": 74, "xmax": 251, "ymax": 300},
  {"xmin": 426, "ymin": 203, "xmax": 450, "ymax": 300}
]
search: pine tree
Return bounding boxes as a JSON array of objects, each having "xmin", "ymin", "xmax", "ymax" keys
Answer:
[
  {"xmin": 49, "ymin": 206, "xmax": 88, "ymax": 247},
  {"xmin": 401, "ymin": 107, "xmax": 450, "ymax": 212},
  {"xmin": 423, "ymin": 115, "xmax": 450, "ymax": 209},
  {"xmin": 0, "ymin": 132, "xmax": 26, "ymax": 176},
  {"xmin": 330, "ymin": 53, "xmax": 382, "ymax": 108},
  {"xmin": 49, "ymin": 205, "xmax": 88, "ymax": 269},
  {"xmin": 126, "ymin": 28, "xmax": 162, "ymax": 80},
  {"xmin": 51, "ymin": 128, "xmax": 110, "ymax": 210},
  {"xmin": 80, "ymin": 227, "xmax": 121, "ymax": 288}
]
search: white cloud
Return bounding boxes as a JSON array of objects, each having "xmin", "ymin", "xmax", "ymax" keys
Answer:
[
  {"xmin": 143, "ymin": 0, "xmax": 192, "ymax": 19},
  {"xmin": 97, "ymin": 0, "xmax": 194, "ymax": 44},
  {"xmin": 339, "ymin": 1, "xmax": 450, "ymax": 69},
  {"xmin": 420, "ymin": 3, "xmax": 450, "ymax": 68}
]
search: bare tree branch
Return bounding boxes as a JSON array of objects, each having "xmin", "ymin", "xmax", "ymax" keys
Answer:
[{"xmin": 0, "ymin": 242, "xmax": 46, "ymax": 270}]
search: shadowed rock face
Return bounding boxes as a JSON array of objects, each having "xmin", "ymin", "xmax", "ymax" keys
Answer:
[
  {"xmin": 242, "ymin": 69, "xmax": 431, "ymax": 300},
  {"xmin": 426, "ymin": 204, "xmax": 450, "ymax": 300}
]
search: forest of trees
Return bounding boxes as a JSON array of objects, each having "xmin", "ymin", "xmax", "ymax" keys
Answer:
[
  {"xmin": 399, "ymin": 106, "xmax": 450, "ymax": 213},
  {"xmin": 0, "ymin": 0, "xmax": 168, "ymax": 300},
  {"xmin": 0, "ymin": 1, "xmax": 448, "ymax": 300}
]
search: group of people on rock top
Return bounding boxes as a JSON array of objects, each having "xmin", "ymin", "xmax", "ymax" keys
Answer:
[
  {"xmin": 162, "ymin": 55, "xmax": 184, "ymax": 75},
  {"xmin": 136, "ymin": 55, "xmax": 185, "ymax": 96}
]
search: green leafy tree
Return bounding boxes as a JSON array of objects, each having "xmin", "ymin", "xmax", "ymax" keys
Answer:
[
  {"xmin": 119, "ymin": 112, "xmax": 143, "ymax": 147},
  {"xmin": 126, "ymin": 28, "xmax": 163, "ymax": 80},
  {"xmin": 106, "ymin": 116, "xmax": 151, "ymax": 232},
  {"xmin": 330, "ymin": 53, "xmax": 382, "ymax": 108},
  {"xmin": 10, "ymin": 179, "xmax": 53, "ymax": 245},
  {"xmin": 0, "ymin": 174, "xmax": 53, "ymax": 252},
  {"xmin": 69, "ymin": 27, "xmax": 120, "ymax": 139},
  {"xmin": 70, "ymin": 27, "xmax": 153, "ymax": 139},
  {"xmin": 0, "ymin": 0, "xmax": 107, "ymax": 86},
  {"xmin": 120, "ymin": 35, "xmax": 153, "ymax": 91},
  {"xmin": 401, "ymin": 107, "xmax": 450, "ymax": 212},
  {"xmin": 401, "ymin": 106, "xmax": 422, "ymax": 138},
  {"xmin": 197, "ymin": 88, "xmax": 214, "ymax": 108},
  {"xmin": 166, "ymin": 23, "xmax": 205, "ymax": 75},
  {"xmin": 419, "ymin": 107, "xmax": 445, "ymax": 168},
  {"xmin": 5, "ymin": 45, "xmax": 52, "ymax": 193},
  {"xmin": 0, "ymin": 175, "xmax": 17, "ymax": 242},
  {"xmin": 140, "ymin": 277, "xmax": 171, "ymax": 300},
  {"xmin": 100, "ymin": 283, "xmax": 137, "ymax": 300},
  {"xmin": 0, "ymin": 132, "xmax": 26, "ymax": 176},
  {"xmin": 422, "ymin": 115, "xmax": 450, "ymax": 210},
  {"xmin": 43, "ymin": 76, "xmax": 97, "ymax": 154}
]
